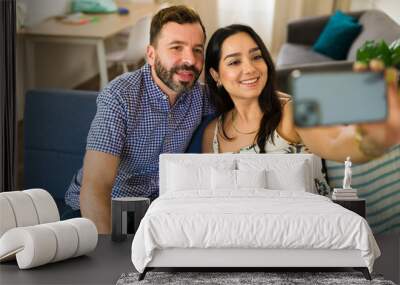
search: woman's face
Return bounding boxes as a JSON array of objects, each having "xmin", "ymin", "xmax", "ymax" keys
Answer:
[{"xmin": 211, "ymin": 32, "xmax": 268, "ymax": 101}]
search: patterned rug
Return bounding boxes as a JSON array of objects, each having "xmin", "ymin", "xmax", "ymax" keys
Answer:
[{"xmin": 117, "ymin": 271, "xmax": 395, "ymax": 285}]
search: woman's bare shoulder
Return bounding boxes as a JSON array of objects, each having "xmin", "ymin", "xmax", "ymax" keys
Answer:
[{"xmin": 202, "ymin": 118, "xmax": 218, "ymax": 153}]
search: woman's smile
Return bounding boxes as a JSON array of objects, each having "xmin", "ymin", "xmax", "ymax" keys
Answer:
[{"xmin": 239, "ymin": 76, "xmax": 260, "ymax": 87}]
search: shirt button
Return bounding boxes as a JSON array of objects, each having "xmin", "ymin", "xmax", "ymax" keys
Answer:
[{"xmin": 163, "ymin": 95, "xmax": 167, "ymax": 100}]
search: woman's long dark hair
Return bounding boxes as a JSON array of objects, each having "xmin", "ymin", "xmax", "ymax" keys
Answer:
[{"xmin": 205, "ymin": 24, "xmax": 282, "ymax": 153}]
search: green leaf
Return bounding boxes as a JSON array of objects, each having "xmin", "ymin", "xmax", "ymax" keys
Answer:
[
  {"xmin": 356, "ymin": 40, "xmax": 392, "ymax": 66},
  {"xmin": 390, "ymin": 39, "xmax": 400, "ymax": 67}
]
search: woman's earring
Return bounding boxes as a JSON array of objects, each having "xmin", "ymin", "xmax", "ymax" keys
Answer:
[{"xmin": 216, "ymin": 80, "xmax": 222, "ymax": 88}]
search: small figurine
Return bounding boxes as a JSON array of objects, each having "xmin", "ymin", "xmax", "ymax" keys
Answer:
[{"xmin": 343, "ymin": 156, "xmax": 352, "ymax": 189}]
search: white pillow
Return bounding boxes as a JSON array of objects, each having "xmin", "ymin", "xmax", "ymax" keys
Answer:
[
  {"xmin": 211, "ymin": 169, "xmax": 267, "ymax": 190},
  {"xmin": 238, "ymin": 158, "xmax": 311, "ymax": 191},
  {"xmin": 266, "ymin": 165, "xmax": 309, "ymax": 191},
  {"xmin": 167, "ymin": 162, "xmax": 211, "ymax": 191},
  {"xmin": 237, "ymin": 169, "xmax": 267, "ymax": 189},
  {"xmin": 211, "ymin": 168, "xmax": 236, "ymax": 190}
]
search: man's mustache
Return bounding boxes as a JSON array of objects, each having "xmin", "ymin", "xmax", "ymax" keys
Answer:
[{"xmin": 171, "ymin": 64, "xmax": 200, "ymax": 76}]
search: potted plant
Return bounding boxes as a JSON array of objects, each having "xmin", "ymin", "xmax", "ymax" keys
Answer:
[{"xmin": 355, "ymin": 39, "xmax": 400, "ymax": 70}]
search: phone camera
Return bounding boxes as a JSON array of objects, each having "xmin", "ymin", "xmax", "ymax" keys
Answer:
[{"xmin": 295, "ymin": 100, "xmax": 321, "ymax": 127}]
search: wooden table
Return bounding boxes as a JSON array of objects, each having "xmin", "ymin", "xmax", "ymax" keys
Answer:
[{"xmin": 20, "ymin": 0, "xmax": 159, "ymax": 89}]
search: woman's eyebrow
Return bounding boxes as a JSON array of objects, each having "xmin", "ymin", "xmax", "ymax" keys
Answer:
[
  {"xmin": 223, "ymin": 47, "xmax": 260, "ymax": 60},
  {"xmin": 249, "ymin": 47, "xmax": 261, "ymax": 53},
  {"xmin": 223, "ymin": 52, "xmax": 241, "ymax": 60}
]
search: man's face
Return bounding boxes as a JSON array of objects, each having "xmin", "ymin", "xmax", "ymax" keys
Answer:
[{"xmin": 147, "ymin": 22, "xmax": 205, "ymax": 95}]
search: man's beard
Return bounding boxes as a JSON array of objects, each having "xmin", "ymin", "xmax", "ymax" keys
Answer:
[{"xmin": 154, "ymin": 56, "xmax": 201, "ymax": 94}]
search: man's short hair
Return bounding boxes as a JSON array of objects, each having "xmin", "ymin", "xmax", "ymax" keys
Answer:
[{"xmin": 150, "ymin": 5, "xmax": 206, "ymax": 46}]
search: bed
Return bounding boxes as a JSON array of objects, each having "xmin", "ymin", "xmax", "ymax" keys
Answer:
[{"xmin": 131, "ymin": 154, "xmax": 380, "ymax": 280}]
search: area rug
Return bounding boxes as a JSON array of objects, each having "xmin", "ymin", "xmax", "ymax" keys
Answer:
[{"xmin": 116, "ymin": 271, "xmax": 396, "ymax": 285}]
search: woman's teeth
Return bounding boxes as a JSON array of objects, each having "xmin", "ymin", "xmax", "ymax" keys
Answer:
[{"xmin": 240, "ymin": 78, "xmax": 258, "ymax": 84}]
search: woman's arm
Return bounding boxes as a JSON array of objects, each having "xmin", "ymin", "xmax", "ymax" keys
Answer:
[
  {"xmin": 290, "ymin": 68, "xmax": 399, "ymax": 163},
  {"xmin": 281, "ymin": 100, "xmax": 370, "ymax": 163},
  {"xmin": 296, "ymin": 124, "xmax": 368, "ymax": 163}
]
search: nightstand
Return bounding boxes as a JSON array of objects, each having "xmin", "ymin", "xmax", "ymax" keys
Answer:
[
  {"xmin": 332, "ymin": 199, "xmax": 366, "ymax": 218},
  {"xmin": 111, "ymin": 197, "xmax": 150, "ymax": 242}
]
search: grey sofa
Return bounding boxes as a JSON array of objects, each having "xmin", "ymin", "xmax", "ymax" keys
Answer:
[
  {"xmin": 275, "ymin": 9, "xmax": 400, "ymax": 93},
  {"xmin": 276, "ymin": 9, "xmax": 400, "ymax": 68}
]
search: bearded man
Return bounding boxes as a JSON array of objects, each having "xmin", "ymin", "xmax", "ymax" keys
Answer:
[{"xmin": 65, "ymin": 6, "xmax": 212, "ymax": 233}]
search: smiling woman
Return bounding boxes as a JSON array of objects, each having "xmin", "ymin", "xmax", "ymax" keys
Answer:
[
  {"xmin": 202, "ymin": 24, "xmax": 398, "ymax": 165},
  {"xmin": 203, "ymin": 24, "xmax": 295, "ymax": 155}
]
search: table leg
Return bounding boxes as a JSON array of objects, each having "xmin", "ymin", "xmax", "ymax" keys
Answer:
[{"xmin": 96, "ymin": 40, "xmax": 108, "ymax": 90}]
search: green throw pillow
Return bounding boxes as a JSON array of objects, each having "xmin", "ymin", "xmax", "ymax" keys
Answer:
[{"xmin": 313, "ymin": 11, "xmax": 362, "ymax": 60}]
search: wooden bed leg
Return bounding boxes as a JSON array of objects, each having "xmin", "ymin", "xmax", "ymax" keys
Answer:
[
  {"xmin": 354, "ymin": 267, "xmax": 371, "ymax": 280},
  {"xmin": 138, "ymin": 268, "xmax": 148, "ymax": 281}
]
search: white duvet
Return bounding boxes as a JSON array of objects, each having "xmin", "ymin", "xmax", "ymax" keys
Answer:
[{"xmin": 131, "ymin": 190, "xmax": 380, "ymax": 273}]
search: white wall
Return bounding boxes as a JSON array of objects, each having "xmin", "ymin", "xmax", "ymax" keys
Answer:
[
  {"xmin": 216, "ymin": 0, "xmax": 276, "ymax": 50},
  {"xmin": 159, "ymin": 0, "xmax": 275, "ymax": 52},
  {"xmin": 349, "ymin": 0, "xmax": 400, "ymax": 24},
  {"xmin": 174, "ymin": 0, "xmax": 218, "ymax": 44},
  {"xmin": 369, "ymin": 0, "xmax": 400, "ymax": 24}
]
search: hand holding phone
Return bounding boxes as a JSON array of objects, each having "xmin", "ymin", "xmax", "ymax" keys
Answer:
[
  {"xmin": 290, "ymin": 70, "xmax": 387, "ymax": 127},
  {"xmin": 356, "ymin": 67, "xmax": 400, "ymax": 150}
]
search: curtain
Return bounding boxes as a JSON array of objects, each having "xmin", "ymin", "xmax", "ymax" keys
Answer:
[
  {"xmin": 0, "ymin": 0, "xmax": 17, "ymax": 192},
  {"xmin": 333, "ymin": 0, "xmax": 352, "ymax": 11}
]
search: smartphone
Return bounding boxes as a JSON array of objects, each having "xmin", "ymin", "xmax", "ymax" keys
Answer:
[{"xmin": 290, "ymin": 70, "xmax": 387, "ymax": 127}]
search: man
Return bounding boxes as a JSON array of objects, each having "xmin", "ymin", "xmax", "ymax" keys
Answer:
[{"xmin": 65, "ymin": 6, "xmax": 212, "ymax": 234}]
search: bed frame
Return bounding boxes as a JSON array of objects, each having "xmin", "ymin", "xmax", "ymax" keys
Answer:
[
  {"xmin": 139, "ymin": 248, "xmax": 371, "ymax": 280},
  {"xmin": 138, "ymin": 154, "xmax": 372, "ymax": 281}
]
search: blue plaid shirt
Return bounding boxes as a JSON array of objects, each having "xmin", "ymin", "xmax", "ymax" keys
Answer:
[{"xmin": 65, "ymin": 64, "xmax": 213, "ymax": 210}]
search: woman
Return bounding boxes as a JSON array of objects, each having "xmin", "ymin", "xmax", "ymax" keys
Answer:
[{"xmin": 202, "ymin": 24, "xmax": 398, "ymax": 162}]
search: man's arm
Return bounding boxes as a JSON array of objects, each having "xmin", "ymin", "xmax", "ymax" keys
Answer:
[{"xmin": 80, "ymin": 150, "xmax": 120, "ymax": 234}]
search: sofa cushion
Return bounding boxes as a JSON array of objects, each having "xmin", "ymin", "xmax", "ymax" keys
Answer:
[
  {"xmin": 347, "ymin": 10, "xmax": 400, "ymax": 61},
  {"xmin": 313, "ymin": 11, "xmax": 362, "ymax": 60},
  {"xmin": 276, "ymin": 43, "xmax": 333, "ymax": 67},
  {"xmin": 24, "ymin": 89, "xmax": 98, "ymax": 206}
]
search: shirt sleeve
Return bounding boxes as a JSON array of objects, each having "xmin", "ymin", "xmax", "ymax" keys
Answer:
[{"xmin": 86, "ymin": 88, "xmax": 127, "ymax": 156}]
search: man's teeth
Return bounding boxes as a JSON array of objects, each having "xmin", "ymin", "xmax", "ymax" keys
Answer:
[{"xmin": 241, "ymin": 78, "xmax": 258, "ymax": 84}]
